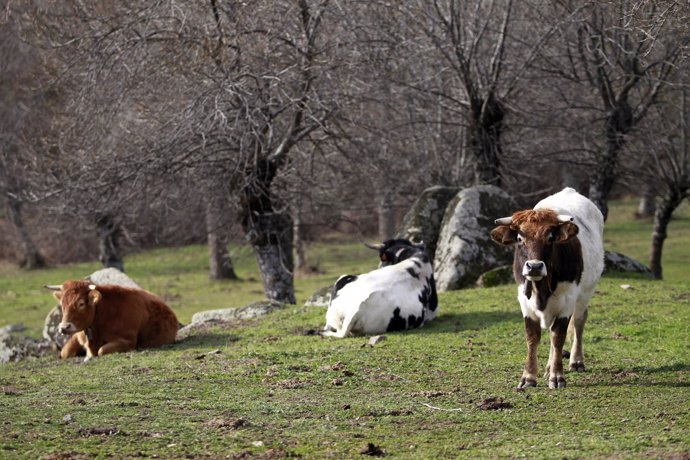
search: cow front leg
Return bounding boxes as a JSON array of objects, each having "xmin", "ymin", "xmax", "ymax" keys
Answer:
[
  {"xmin": 98, "ymin": 338, "xmax": 136, "ymax": 356},
  {"xmin": 60, "ymin": 334, "xmax": 85, "ymax": 359},
  {"xmin": 548, "ymin": 316, "xmax": 570, "ymax": 388},
  {"xmin": 519, "ymin": 317, "xmax": 541, "ymax": 389},
  {"xmin": 569, "ymin": 308, "xmax": 587, "ymax": 372}
]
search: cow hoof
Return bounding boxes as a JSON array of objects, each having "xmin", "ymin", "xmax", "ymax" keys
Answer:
[
  {"xmin": 549, "ymin": 377, "xmax": 566, "ymax": 389},
  {"xmin": 570, "ymin": 361, "xmax": 585, "ymax": 372},
  {"xmin": 517, "ymin": 378, "xmax": 537, "ymax": 389}
]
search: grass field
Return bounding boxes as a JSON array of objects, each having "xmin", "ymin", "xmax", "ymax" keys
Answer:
[{"xmin": 1, "ymin": 199, "xmax": 688, "ymax": 459}]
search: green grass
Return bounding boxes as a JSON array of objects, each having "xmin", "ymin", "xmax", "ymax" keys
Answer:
[{"xmin": 1, "ymin": 200, "xmax": 689, "ymax": 459}]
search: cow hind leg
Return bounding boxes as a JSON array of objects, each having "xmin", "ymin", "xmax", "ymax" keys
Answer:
[
  {"xmin": 569, "ymin": 308, "xmax": 587, "ymax": 372},
  {"xmin": 322, "ymin": 310, "xmax": 360, "ymax": 338},
  {"xmin": 548, "ymin": 316, "xmax": 570, "ymax": 389},
  {"xmin": 519, "ymin": 317, "xmax": 541, "ymax": 389}
]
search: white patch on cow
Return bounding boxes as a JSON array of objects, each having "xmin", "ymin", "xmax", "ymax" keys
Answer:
[
  {"xmin": 518, "ymin": 281, "xmax": 578, "ymax": 329},
  {"xmin": 323, "ymin": 256, "xmax": 434, "ymax": 338}
]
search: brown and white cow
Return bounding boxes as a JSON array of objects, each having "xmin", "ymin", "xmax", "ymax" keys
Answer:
[
  {"xmin": 491, "ymin": 187, "xmax": 604, "ymax": 389},
  {"xmin": 46, "ymin": 280, "xmax": 179, "ymax": 361}
]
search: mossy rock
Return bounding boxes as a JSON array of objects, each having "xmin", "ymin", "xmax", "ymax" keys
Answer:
[{"xmin": 476, "ymin": 265, "xmax": 514, "ymax": 288}]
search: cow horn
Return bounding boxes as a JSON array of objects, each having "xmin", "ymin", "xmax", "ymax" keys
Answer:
[
  {"xmin": 364, "ymin": 242, "xmax": 385, "ymax": 250},
  {"xmin": 494, "ymin": 217, "xmax": 513, "ymax": 225},
  {"xmin": 44, "ymin": 284, "xmax": 63, "ymax": 291},
  {"xmin": 557, "ymin": 214, "xmax": 574, "ymax": 223}
]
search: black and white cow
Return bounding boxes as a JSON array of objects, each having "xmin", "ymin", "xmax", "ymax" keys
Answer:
[
  {"xmin": 490, "ymin": 187, "xmax": 604, "ymax": 389},
  {"xmin": 322, "ymin": 239, "xmax": 438, "ymax": 338}
]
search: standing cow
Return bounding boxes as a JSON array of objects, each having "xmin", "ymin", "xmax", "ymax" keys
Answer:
[{"xmin": 490, "ymin": 187, "xmax": 604, "ymax": 388}]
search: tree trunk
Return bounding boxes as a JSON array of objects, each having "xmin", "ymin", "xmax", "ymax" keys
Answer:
[
  {"xmin": 95, "ymin": 213, "xmax": 124, "ymax": 272},
  {"xmin": 650, "ymin": 187, "xmax": 687, "ymax": 280},
  {"xmin": 241, "ymin": 159, "xmax": 296, "ymax": 304},
  {"xmin": 5, "ymin": 196, "xmax": 45, "ymax": 270},
  {"xmin": 377, "ymin": 190, "xmax": 395, "ymax": 241},
  {"xmin": 469, "ymin": 95, "xmax": 504, "ymax": 187},
  {"xmin": 636, "ymin": 183, "xmax": 656, "ymax": 218},
  {"xmin": 246, "ymin": 212, "xmax": 296, "ymax": 304},
  {"xmin": 293, "ymin": 200, "xmax": 306, "ymax": 272},
  {"xmin": 588, "ymin": 105, "xmax": 632, "ymax": 221},
  {"xmin": 206, "ymin": 200, "xmax": 239, "ymax": 280}
]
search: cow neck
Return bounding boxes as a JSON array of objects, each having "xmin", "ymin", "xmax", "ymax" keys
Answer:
[{"xmin": 524, "ymin": 270, "xmax": 557, "ymax": 312}]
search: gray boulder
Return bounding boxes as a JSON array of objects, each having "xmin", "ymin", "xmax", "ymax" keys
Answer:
[
  {"xmin": 395, "ymin": 186, "xmax": 460, "ymax": 262},
  {"xmin": 177, "ymin": 300, "xmax": 284, "ymax": 339},
  {"xmin": 604, "ymin": 251, "xmax": 653, "ymax": 277},
  {"xmin": 434, "ymin": 185, "xmax": 518, "ymax": 291},
  {"xmin": 43, "ymin": 268, "xmax": 141, "ymax": 349},
  {"xmin": 304, "ymin": 286, "xmax": 333, "ymax": 308},
  {"xmin": 1, "ymin": 324, "xmax": 54, "ymax": 363},
  {"xmin": 86, "ymin": 267, "xmax": 141, "ymax": 288}
]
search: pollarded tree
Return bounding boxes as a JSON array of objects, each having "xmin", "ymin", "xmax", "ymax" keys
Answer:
[
  {"xmin": 0, "ymin": 11, "xmax": 51, "ymax": 269},
  {"xmin": 544, "ymin": 0, "xmax": 690, "ymax": 220},
  {"xmin": 390, "ymin": 0, "xmax": 567, "ymax": 188},
  {"xmin": 634, "ymin": 90, "xmax": 690, "ymax": 279},
  {"xmin": 23, "ymin": 1, "xmax": 336, "ymax": 303}
]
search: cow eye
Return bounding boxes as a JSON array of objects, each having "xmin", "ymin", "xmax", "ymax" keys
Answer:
[
  {"xmin": 547, "ymin": 232, "xmax": 556, "ymax": 243},
  {"xmin": 517, "ymin": 234, "xmax": 524, "ymax": 245}
]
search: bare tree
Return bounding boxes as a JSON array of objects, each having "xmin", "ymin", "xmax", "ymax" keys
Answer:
[
  {"xmin": 0, "ymin": 10, "xmax": 49, "ymax": 269},
  {"xmin": 643, "ymin": 90, "xmax": 690, "ymax": 279},
  {"xmin": 545, "ymin": 1, "xmax": 689, "ymax": 219}
]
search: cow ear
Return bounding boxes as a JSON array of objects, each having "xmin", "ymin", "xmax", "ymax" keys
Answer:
[
  {"xmin": 490, "ymin": 226, "xmax": 517, "ymax": 245},
  {"xmin": 556, "ymin": 222, "xmax": 579, "ymax": 242},
  {"xmin": 53, "ymin": 291, "xmax": 63, "ymax": 301},
  {"xmin": 88, "ymin": 289, "xmax": 102, "ymax": 307}
]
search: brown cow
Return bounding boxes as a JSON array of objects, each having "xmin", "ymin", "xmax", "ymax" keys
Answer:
[{"xmin": 47, "ymin": 280, "xmax": 178, "ymax": 361}]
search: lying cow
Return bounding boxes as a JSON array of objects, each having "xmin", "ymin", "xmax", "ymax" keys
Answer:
[
  {"xmin": 490, "ymin": 187, "xmax": 604, "ymax": 389},
  {"xmin": 45, "ymin": 280, "xmax": 179, "ymax": 361},
  {"xmin": 322, "ymin": 239, "xmax": 438, "ymax": 338}
]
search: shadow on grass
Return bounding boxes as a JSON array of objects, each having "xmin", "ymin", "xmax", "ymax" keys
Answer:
[
  {"xmin": 295, "ymin": 310, "xmax": 520, "ymax": 338},
  {"xmin": 173, "ymin": 333, "xmax": 241, "ymax": 350},
  {"xmin": 423, "ymin": 310, "xmax": 520, "ymax": 334},
  {"xmin": 631, "ymin": 362, "xmax": 690, "ymax": 374}
]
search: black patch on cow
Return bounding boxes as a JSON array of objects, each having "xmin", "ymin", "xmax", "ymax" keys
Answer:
[
  {"xmin": 387, "ymin": 307, "xmax": 407, "ymax": 332},
  {"xmin": 378, "ymin": 239, "xmax": 429, "ymax": 266},
  {"xmin": 406, "ymin": 267, "xmax": 420, "ymax": 279},
  {"xmin": 331, "ymin": 275, "xmax": 358, "ymax": 300},
  {"xmin": 524, "ymin": 281, "xmax": 532, "ymax": 300},
  {"xmin": 418, "ymin": 276, "xmax": 438, "ymax": 312},
  {"xmin": 408, "ymin": 313, "xmax": 424, "ymax": 329},
  {"xmin": 412, "ymin": 260, "xmax": 421, "ymax": 268}
]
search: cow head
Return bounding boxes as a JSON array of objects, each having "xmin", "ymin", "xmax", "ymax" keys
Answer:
[
  {"xmin": 365, "ymin": 239, "xmax": 428, "ymax": 266},
  {"xmin": 490, "ymin": 209, "xmax": 579, "ymax": 281},
  {"xmin": 46, "ymin": 280, "xmax": 102, "ymax": 335}
]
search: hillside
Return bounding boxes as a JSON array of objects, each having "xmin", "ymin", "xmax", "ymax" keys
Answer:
[{"xmin": 0, "ymin": 199, "xmax": 688, "ymax": 458}]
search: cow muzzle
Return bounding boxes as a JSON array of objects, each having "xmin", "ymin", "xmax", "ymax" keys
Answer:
[
  {"xmin": 523, "ymin": 260, "xmax": 547, "ymax": 281},
  {"xmin": 58, "ymin": 322, "xmax": 77, "ymax": 336}
]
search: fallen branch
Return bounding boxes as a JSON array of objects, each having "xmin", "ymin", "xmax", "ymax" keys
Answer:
[{"xmin": 420, "ymin": 403, "xmax": 462, "ymax": 412}]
